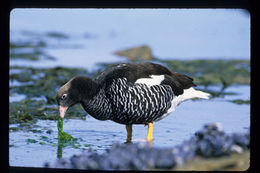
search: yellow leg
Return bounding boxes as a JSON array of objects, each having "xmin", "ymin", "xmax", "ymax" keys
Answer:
[
  {"xmin": 125, "ymin": 125, "xmax": 132, "ymax": 143},
  {"xmin": 146, "ymin": 122, "xmax": 154, "ymax": 142}
]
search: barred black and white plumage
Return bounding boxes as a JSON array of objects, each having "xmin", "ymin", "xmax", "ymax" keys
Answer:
[
  {"xmin": 56, "ymin": 62, "xmax": 211, "ymax": 143},
  {"xmin": 107, "ymin": 77, "xmax": 174, "ymax": 124},
  {"xmin": 82, "ymin": 85, "xmax": 112, "ymax": 121}
]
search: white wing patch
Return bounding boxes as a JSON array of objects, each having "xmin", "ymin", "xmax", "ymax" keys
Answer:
[
  {"xmin": 156, "ymin": 87, "xmax": 211, "ymax": 122},
  {"xmin": 180, "ymin": 87, "xmax": 211, "ymax": 101},
  {"xmin": 168, "ymin": 87, "xmax": 210, "ymax": 112},
  {"xmin": 135, "ymin": 75, "xmax": 165, "ymax": 87}
]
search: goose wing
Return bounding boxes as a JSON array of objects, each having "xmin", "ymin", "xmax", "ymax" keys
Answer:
[{"xmin": 99, "ymin": 62, "xmax": 196, "ymax": 96}]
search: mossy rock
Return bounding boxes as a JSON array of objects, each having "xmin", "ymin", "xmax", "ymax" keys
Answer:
[{"xmin": 114, "ymin": 45, "xmax": 153, "ymax": 61}]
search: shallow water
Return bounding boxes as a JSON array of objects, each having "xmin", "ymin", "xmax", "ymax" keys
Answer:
[{"xmin": 9, "ymin": 85, "xmax": 250, "ymax": 167}]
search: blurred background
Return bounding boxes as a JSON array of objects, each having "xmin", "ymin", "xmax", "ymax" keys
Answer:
[
  {"xmin": 9, "ymin": 9, "xmax": 250, "ymax": 168},
  {"xmin": 10, "ymin": 9, "xmax": 250, "ymax": 68}
]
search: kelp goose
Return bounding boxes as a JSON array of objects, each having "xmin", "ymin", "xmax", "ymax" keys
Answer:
[{"xmin": 56, "ymin": 62, "xmax": 210, "ymax": 144}]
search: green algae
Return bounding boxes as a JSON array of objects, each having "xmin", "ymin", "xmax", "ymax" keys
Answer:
[
  {"xmin": 9, "ymin": 127, "xmax": 20, "ymax": 132},
  {"xmin": 57, "ymin": 117, "xmax": 78, "ymax": 158},
  {"xmin": 57, "ymin": 117, "xmax": 76, "ymax": 142},
  {"xmin": 9, "ymin": 99, "xmax": 57, "ymax": 124},
  {"xmin": 10, "ymin": 40, "xmax": 47, "ymax": 49},
  {"xmin": 26, "ymin": 139, "xmax": 38, "ymax": 144},
  {"xmin": 9, "ymin": 65, "xmax": 89, "ymax": 124},
  {"xmin": 40, "ymin": 135, "xmax": 50, "ymax": 142},
  {"xmin": 9, "ymin": 98, "xmax": 86, "ymax": 124},
  {"xmin": 229, "ymin": 99, "xmax": 250, "ymax": 105},
  {"xmin": 9, "ymin": 66, "xmax": 88, "ymax": 104},
  {"xmin": 10, "ymin": 66, "xmax": 89, "ymax": 104}
]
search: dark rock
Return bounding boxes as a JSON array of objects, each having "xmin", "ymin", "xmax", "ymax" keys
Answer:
[
  {"xmin": 194, "ymin": 123, "xmax": 249, "ymax": 158},
  {"xmin": 232, "ymin": 133, "xmax": 250, "ymax": 149}
]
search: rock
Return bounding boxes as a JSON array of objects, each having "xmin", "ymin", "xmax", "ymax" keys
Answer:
[
  {"xmin": 173, "ymin": 151, "xmax": 249, "ymax": 171},
  {"xmin": 231, "ymin": 133, "xmax": 250, "ymax": 149},
  {"xmin": 193, "ymin": 123, "xmax": 249, "ymax": 158},
  {"xmin": 114, "ymin": 45, "xmax": 153, "ymax": 61}
]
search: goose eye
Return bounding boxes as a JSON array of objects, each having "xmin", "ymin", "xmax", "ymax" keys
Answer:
[{"xmin": 61, "ymin": 93, "xmax": 67, "ymax": 100}]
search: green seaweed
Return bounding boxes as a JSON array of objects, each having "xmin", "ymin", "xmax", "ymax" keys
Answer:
[
  {"xmin": 10, "ymin": 40, "xmax": 47, "ymax": 49},
  {"xmin": 30, "ymin": 129, "xmax": 42, "ymax": 133},
  {"xmin": 9, "ymin": 99, "xmax": 57, "ymax": 124},
  {"xmin": 9, "ymin": 127, "xmax": 20, "ymax": 132},
  {"xmin": 57, "ymin": 117, "xmax": 76, "ymax": 142},
  {"xmin": 9, "ymin": 98, "xmax": 86, "ymax": 124},
  {"xmin": 40, "ymin": 136, "xmax": 50, "ymax": 142},
  {"xmin": 10, "ymin": 66, "xmax": 89, "ymax": 104},
  {"xmin": 9, "ymin": 65, "xmax": 88, "ymax": 124},
  {"xmin": 84, "ymin": 144, "xmax": 91, "ymax": 147},
  {"xmin": 26, "ymin": 139, "xmax": 38, "ymax": 144},
  {"xmin": 57, "ymin": 117, "xmax": 78, "ymax": 158},
  {"xmin": 230, "ymin": 99, "xmax": 250, "ymax": 105}
]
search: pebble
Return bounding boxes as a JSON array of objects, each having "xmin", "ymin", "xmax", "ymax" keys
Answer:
[{"xmin": 45, "ymin": 123, "xmax": 250, "ymax": 170}]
